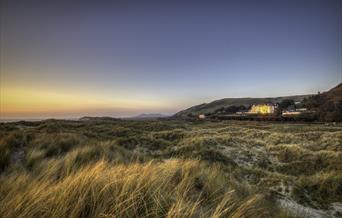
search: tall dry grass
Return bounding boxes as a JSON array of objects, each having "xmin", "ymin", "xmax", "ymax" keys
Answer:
[
  {"xmin": 0, "ymin": 159, "xmax": 276, "ymax": 218},
  {"xmin": 1, "ymin": 119, "xmax": 340, "ymax": 217}
]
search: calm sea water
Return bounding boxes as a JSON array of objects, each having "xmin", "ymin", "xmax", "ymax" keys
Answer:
[{"xmin": 0, "ymin": 118, "xmax": 79, "ymax": 123}]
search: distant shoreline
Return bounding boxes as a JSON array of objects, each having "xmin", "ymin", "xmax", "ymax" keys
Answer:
[
  {"xmin": 0, "ymin": 119, "xmax": 44, "ymax": 123},
  {"xmin": 0, "ymin": 118, "xmax": 79, "ymax": 123}
]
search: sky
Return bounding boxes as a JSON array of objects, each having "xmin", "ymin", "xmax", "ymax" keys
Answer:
[{"xmin": 1, "ymin": 1, "xmax": 341, "ymax": 119}]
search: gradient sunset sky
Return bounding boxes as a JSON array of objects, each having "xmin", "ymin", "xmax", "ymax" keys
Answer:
[{"xmin": 1, "ymin": 1, "xmax": 341, "ymax": 118}]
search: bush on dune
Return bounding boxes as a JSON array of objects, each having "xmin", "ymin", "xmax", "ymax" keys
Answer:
[
  {"xmin": 151, "ymin": 129, "xmax": 186, "ymax": 142},
  {"xmin": 292, "ymin": 172, "xmax": 342, "ymax": 208},
  {"xmin": 0, "ymin": 144, "xmax": 11, "ymax": 171},
  {"xmin": 0, "ymin": 131, "xmax": 32, "ymax": 171},
  {"xmin": 33, "ymin": 133, "xmax": 84, "ymax": 157}
]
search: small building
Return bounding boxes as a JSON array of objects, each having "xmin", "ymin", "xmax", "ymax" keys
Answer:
[
  {"xmin": 248, "ymin": 103, "xmax": 278, "ymax": 115},
  {"xmin": 198, "ymin": 114, "xmax": 206, "ymax": 119},
  {"xmin": 282, "ymin": 108, "xmax": 308, "ymax": 116},
  {"xmin": 282, "ymin": 111, "xmax": 302, "ymax": 116},
  {"xmin": 296, "ymin": 108, "xmax": 307, "ymax": 112},
  {"xmin": 236, "ymin": 109, "xmax": 249, "ymax": 115}
]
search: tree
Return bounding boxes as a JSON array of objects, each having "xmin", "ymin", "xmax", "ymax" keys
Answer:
[
  {"xmin": 224, "ymin": 105, "xmax": 246, "ymax": 114},
  {"xmin": 279, "ymin": 99, "xmax": 295, "ymax": 110}
]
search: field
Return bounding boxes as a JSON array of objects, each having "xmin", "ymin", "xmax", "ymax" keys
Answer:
[{"xmin": 0, "ymin": 118, "xmax": 341, "ymax": 218}]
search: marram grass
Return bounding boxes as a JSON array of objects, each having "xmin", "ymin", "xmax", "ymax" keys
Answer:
[
  {"xmin": 1, "ymin": 119, "xmax": 340, "ymax": 217},
  {"xmin": 0, "ymin": 159, "xmax": 276, "ymax": 218}
]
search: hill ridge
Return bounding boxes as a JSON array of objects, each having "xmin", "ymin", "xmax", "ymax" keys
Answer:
[{"xmin": 174, "ymin": 83, "xmax": 341, "ymax": 117}]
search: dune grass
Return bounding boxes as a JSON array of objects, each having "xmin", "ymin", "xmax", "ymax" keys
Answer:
[
  {"xmin": 0, "ymin": 159, "xmax": 278, "ymax": 218},
  {"xmin": 0, "ymin": 119, "xmax": 340, "ymax": 217}
]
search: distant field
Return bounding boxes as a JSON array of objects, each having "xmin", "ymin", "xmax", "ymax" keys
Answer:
[{"xmin": 0, "ymin": 119, "xmax": 341, "ymax": 218}]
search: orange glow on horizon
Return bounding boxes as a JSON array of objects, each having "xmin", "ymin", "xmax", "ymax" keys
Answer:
[{"xmin": 0, "ymin": 86, "xmax": 171, "ymax": 118}]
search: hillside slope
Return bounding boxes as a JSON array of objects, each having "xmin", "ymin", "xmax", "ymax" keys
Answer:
[
  {"xmin": 302, "ymin": 83, "xmax": 342, "ymax": 121},
  {"xmin": 321, "ymin": 83, "xmax": 342, "ymax": 101},
  {"xmin": 175, "ymin": 95, "xmax": 309, "ymax": 117}
]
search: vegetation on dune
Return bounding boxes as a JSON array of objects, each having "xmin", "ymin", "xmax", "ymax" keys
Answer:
[
  {"xmin": 0, "ymin": 119, "xmax": 341, "ymax": 217},
  {"xmin": 293, "ymin": 172, "xmax": 342, "ymax": 209},
  {"xmin": 0, "ymin": 159, "xmax": 279, "ymax": 218}
]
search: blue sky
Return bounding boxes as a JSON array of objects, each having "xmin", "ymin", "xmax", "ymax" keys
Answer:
[{"xmin": 1, "ymin": 1, "xmax": 341, "ymax": 118}]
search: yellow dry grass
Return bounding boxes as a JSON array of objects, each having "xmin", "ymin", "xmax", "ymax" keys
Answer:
[{"xmin": 0, "ymin": 159, "xmax": 275, "ymax": 218}]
